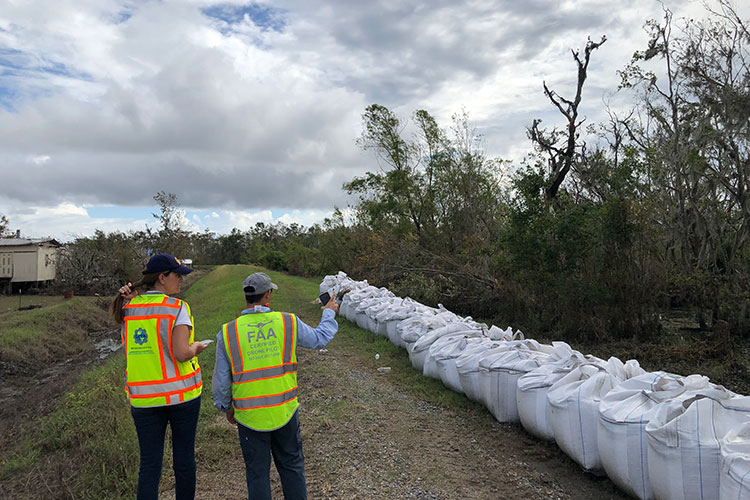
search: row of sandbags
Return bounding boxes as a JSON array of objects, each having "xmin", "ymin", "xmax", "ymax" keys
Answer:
[{"xmin": 320, "ymin": 272, "xmax": 750, "ymax": 500}]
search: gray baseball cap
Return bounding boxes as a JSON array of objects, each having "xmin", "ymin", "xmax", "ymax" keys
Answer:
[{"xmin": 242, "ymin": 272, "xmax": 278, "ymax": 294}]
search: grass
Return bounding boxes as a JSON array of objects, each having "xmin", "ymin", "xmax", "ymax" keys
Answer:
[
  {"xmin": 0, "ymin": 265, "xmax": 528, "ymax": 498},
  {"xmin": 0, "ymin": 297, "xmax": 112, "ymax": 365},
  {"xmin": 0, "ymin": 357, "xmax": 139, "ymax": 499},
  {"xmin": 0, "ymin": 294, "xmax": 67, "ymax": 315},
  {"xmin": 0, "ymin": 264, "xmax": 333, "ymax": 499},
  {"xmin": 0, "ymin": 295, "xmax": 133, "ymax": 499},
  {"xmin": 7, "ymin": 265, "xmax": 743, "ymax": 498}
]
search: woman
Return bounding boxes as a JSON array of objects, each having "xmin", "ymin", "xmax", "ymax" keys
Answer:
[{"xmin": 110, "ymin": 253, "xmax": 207, "ymax": 500}]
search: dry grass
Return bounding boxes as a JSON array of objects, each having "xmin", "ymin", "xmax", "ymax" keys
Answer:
[{"xmin": 0, "ymin": 294, "xmax": 67, "ymax": 315}]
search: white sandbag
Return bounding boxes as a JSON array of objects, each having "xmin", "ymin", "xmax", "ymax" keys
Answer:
[
  {"xmin": 339, "ymin": 292, "xmax": 353, "ymax": 319},
  {"xmin": 370, "ymin": 298, "xmax": 401, "ymax": 336},
  {"xmin": 487, "ymin": 325, "xmax": 522, "ymax": 341},
  {"xmin": 391, "ymin": 314, "xmax": 431, "ymax": 349},
  {"xmin": 422, "ymin": 333, "xmax": 458, "ymax": 380},
  {"xmin": 364, "ymin": 312, "xmax": 378, "ymax": 333},
  {"xmin": 547, "ymin": 358, "xmax": 641, "ymax": 472},
  {"xmin": 342, "ymin": 284, "xmax": 377, "ymax": 322},
  {"xmin": 549, "ymin": 357, "xmax": 645, "ymax": 472},
  {"xmin": 598, "ymin": 372, "xmax": 715, "ymax": 500},
  {"xmin": 479, "ymin": 343, "xmax": 555, "ymax": 423},
  {"xmin": 720, "ymin": 420, "xmax": 750, "ymax": 500},
  {"xmin": 351, "ymin": 293, "xmax": 389, "ymax": 332},
  {"xmin": 341, "ymin": 288, "xmax": 368, "ymax": 322},
  {"xmin": 424, "ymin": 334, "xmax": 484, "ymax": 390},
  {"xmin": 373, "ymin": 318, "xmax": 388, "ymax": 336},
  {"xmin": 410, "ymin": 322, "xmax": 482, "ymax": 372},
  {"xmin": 355, "ymin": 307, "xmax": 370, "ymax": 330},
  {"xmin": 436, "ymin": 337, "xmax": 487, "ymax": 393},
  {"xmin": 354, "ymin": 297, "xmax": 375, "ymax": 330},
  {"xmin": 398, "ymin": 308, "xmax": 448, "ymax": 342},
  {"xmin": 455, "ymin": 339, "xmax": 514, "ymax": 402},
  {"xmin": 370, "ymin": 296, "xmax": 417, "ymax": 337},
  {"xmin": 464, "ymin": 337, "xmax": 544, "ymax": 405},
  {"xmin": 318, "ymin": 275, "xmax": 338, "ymax": 295},
  {"xmin": 386, "ymin": 318, "xmax": 407, "ymax": 346},
  {"xmin": 363, "ymin": 300, "xmax": 385, "ymax": 334},
  {"xmin": 477, "ymin": 339, "xmax": 552, "ymax": 409},
  {"xmin": 333, "ymin": 277, "xmax": 370, "ymax": 320},
  {"xmin": 400, "ymin": 308, "xmax": 459, "ymax": 353},
  {"xmin": 516, "ymin": 344, "xmax": 595, "ymax": 441},
  {"xmin": 385, "ymin": 300, "xmax": 434, "ymax": 347},
  {"xmin": 365, "ymin": 294, "xmax": 394, "ymax": 333},
  {"xmin": 319, "ymin": 271, "xmax": 351, "ymax": 296},
  {"xmin": 645, "ymin": 390, "xmax": 748, "ymax": 500}
]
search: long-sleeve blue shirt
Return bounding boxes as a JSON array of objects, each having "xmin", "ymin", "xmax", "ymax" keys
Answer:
[{"xmin": 212, "ymin": 306, "xmax": 338, "ymax": 413}]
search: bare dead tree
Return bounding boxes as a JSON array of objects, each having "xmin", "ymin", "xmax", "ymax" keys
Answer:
[{"xmin": 528, "ymin": 36, "xmax": 607, "ymax": 200}]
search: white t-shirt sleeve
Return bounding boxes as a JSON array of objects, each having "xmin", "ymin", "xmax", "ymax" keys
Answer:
[{"xmin": 174, "ymin": 304, "xmax": 193, "ymax": 329}]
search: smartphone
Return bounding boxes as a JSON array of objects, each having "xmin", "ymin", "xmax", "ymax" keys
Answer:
[
  {"xmin": 198, "ymin": 339, "xmax": 213, "ymax": 346},
  {"xmin": 319, "ymin": 292, "xmax": 331, "ymax": 304}
]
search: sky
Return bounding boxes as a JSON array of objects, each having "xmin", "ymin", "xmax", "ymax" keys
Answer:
[{"xmin": 0, "ymin": 0, "xmax": 745, "ymax": 241}]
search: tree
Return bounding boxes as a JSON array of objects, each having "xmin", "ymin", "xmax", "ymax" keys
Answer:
[
  {"xmin": 0, "ymin": 214, "xmax": 9, "ymax": 237},
  {"xmin": 614, "ymin": 2, "xmax": 750, "ymax": 329},
  {"xmin": 216, "ymin": 228, "xmax": 249, "ymax": 264},
  {"xmin": 618, "ymin": 3, "xmax": 750, "ymax": 274},
  {"xmin": 528, "ymin": 36, "xmax": 607, "ymax": 200},
  {"xmin": 347, "ymin": 105, "xmax": 504, "ymax": 248},
  {"xmin": 153, "ymin": 191, "xmax": 187, "ymax": 234},
  {"xmin": 56, "ymin": 231, "xmax": 144, "ymax": 294},
  {"xmin": 346, "ymin": 104, "xmax": 430, "ymax": 236},
  {"xmin": 151, "ymin": 191, "xmax": 191, "ymax": 257},
  {"xmin": 678, "ymin": 0, "xmax": 750, "ymax": 272},
  {"xmin": 346, "ymin": 104, "xmax": 506, "ymax": 307}
]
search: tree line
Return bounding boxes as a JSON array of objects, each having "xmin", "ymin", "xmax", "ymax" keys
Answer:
[{"xmin": 4, "ymin": 2, "xmax": 748, "ymax": 344}]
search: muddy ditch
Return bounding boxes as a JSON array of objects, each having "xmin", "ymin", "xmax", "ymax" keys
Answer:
[{"xmin": 0, "ymin": 325, "xmax": 122, "ymax": 457}]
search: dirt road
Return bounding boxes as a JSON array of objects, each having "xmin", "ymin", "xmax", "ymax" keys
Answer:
[
  {"xmin": 160, "ymin": 325, "xmax": 628, "ymax": 500},
  {"xmin": 2, "ymin": 276, "xmax": 628, "ymax": 499}
]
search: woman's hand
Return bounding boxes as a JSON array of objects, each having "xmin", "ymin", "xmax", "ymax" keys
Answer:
[
  {"xmin": 118, "ymin": 282, "xmax": 138, "ymax": 300},
  {"xmin": 191, "ymin": 341, "xmax": 208, "ymax": 357},
  {"xmin": 172, "ymin": 326, "xmax": 209, "ymax": 362}
]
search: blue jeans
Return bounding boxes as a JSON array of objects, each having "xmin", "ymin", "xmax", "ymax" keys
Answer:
[
  {"xmin": 237, "ymin": 411, "xmax": 307, "ymax": 500},
  {"xmin": 131, "ymin": 396, "xmax": 201, "ymax": 500}
]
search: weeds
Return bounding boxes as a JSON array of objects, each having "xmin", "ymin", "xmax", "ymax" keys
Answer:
[{"xmin": 0, "ymin": 298, "xmax": 108, "ymax": 363}]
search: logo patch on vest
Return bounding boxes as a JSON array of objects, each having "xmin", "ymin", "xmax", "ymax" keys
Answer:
[
  {"xmin": 247, "ymin": 320, "xmax": 278, "ymax": 342},
  {"xmin": 134, "ymin": 328, "xmax": 148, "ymax": 345}
]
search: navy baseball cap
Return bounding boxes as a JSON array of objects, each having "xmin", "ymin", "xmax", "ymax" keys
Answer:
[{"xmin": 143, "ymin": 253, "xmax": 193, "ymax": 275}]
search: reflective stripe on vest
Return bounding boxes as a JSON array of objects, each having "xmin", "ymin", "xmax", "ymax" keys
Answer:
[
  {"xmin": 223, "ymin": 311, "xmax": 299, "ymax": 430},
  {"xmin": 123, "ymin": 294, "xmax": 202, "ymax": 407},
  {"xmin": 233, "ymin": 387, "xmax": 299, "ymax": 409}
]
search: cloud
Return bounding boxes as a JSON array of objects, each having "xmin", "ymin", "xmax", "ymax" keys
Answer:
[
  {"xmin": 26, "ymin": 154, "xmax": 51, "ymax": 165},
  {"xmin": 0, "ymin": 196, "xmax": 338, "ymax": 241},
  {"xmin": 0, "ymin": 198, "xmax": 152, "ymax": 240},
  {"xmin": 0, "ymin": 0, "xmax": 746, "ymax": 237}
]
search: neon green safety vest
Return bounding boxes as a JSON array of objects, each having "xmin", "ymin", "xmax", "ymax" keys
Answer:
[
  {"xmin": 122, "ymin": 293, "xmax": 202, "ymax": 407},
  {"xmin": 222, "ymin": 311, "xmax": 299, "ymax": 430}
]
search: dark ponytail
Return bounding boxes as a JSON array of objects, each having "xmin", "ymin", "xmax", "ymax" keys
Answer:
[{"xmin": 109, "ymin": 272, "xmax": 163, "ymax": 324}]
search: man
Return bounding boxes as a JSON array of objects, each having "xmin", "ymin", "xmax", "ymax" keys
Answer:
[{"xmin": 212, "ymin": 272, "xmax": 339, "ymax": 500}]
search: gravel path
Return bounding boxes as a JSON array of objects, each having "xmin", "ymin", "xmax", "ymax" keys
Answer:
[{"xmin": 161, "ymin": 325, "xmax": 630, "ymax": 500}]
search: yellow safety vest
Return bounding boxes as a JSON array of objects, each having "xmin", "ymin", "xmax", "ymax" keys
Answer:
[
  {"xmin": 122, "ymin": 293, "xmax": 202, "ymax": 407},
  {"xmin": 222, "ymin": 311, "xmax": 299, "ymax": 430}
]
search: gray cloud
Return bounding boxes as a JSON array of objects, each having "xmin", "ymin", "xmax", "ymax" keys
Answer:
[
  {"xmin": 1, "ymin": 0, "xmax": 741, "ymax": 230},
  {"xmin": 275, "ymin": 0, "xmax": 617, "ymax": 104}
]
